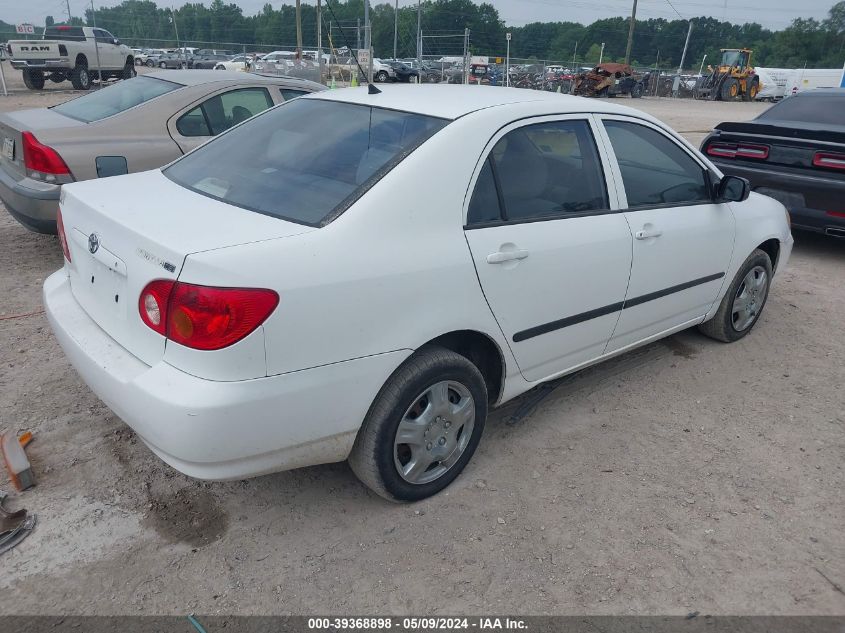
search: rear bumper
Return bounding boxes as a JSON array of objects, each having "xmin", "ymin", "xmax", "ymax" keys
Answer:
[
  {"xmin": 0, "ymin": 167, "xmax": 60, "ymax": 234},
  {"xmin": 10, "ymin": 60, "xmax": 69, "ymax": 69},
  {"xmin": 712, "ymin": 160, "xmax": 845, "ymax": 236},
  {"xmin": 43, "ymin": 270, "xmax": 410, "ymax": 480}
]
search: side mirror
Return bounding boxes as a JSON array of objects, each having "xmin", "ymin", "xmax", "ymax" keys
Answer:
[
  {"xmin": 717, "ymin": 175, "xmax": 751, "ymax": 202},
  {"xmin": 113, "ymin": 38, "xmax": 120, "ymax": 45}
]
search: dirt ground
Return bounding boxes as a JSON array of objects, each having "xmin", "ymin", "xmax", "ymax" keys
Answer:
[{"xmin": 1, "ymin": 61, "xmax": 843, "ymax": 616}]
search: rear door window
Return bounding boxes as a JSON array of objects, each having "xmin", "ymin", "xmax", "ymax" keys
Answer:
[
  {"xmin": 176, "ymin": 88, "xmax": 273, "ymax": 137},
  {"xmin": 165, "ymin": 99, "xmax": 447, "ymax": 226},
  {"xmin": 472, "ymin": 119, "xmax": 608, "ymax": 223}
]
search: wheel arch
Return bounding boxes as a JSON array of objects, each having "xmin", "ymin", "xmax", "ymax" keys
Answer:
[
  {"xmin": 75, "ymin": 53, "xmax": 88, "ymax": 67},
  {"xmin": 756, "ymin": 237, "xmax": 781, "ymax": 271},
  {"xmin": 418, "ymin": 330, "xmax": 506, "ymax": 405}
]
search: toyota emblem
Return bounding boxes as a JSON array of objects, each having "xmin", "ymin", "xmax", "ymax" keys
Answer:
[{"xmin": 88, "ymin": 233, "xmax": 100, "ymax": 254}]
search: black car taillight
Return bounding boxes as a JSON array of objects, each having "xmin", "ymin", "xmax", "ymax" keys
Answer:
[
  {"xmin": 706, "ymin": 142, "xmax": 769, "ymax": 160},
  {"xmin": 813, "ymin": 151, "xmax": 845, "ymax": 171}
]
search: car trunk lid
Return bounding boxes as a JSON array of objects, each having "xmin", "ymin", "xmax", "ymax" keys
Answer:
[
  {"xmin": 707, "ymin": 120, "xmax": 845, "ymax": 174},
  {"xmin": 0, "ymin": 109, "xmax": 83, "ymax": 181},
  {"xmin": 59, "ymin": 169, "xmax": 315, "ymax": 366}
]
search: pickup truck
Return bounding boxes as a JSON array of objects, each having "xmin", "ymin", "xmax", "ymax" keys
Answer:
[{"xmin": 7, "ymin": 25, "xmax": 135, "ymax": 91}]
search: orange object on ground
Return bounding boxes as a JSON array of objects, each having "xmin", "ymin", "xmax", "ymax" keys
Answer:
[{"xmin": 1, "ymin": 432, "xmax": 35, "ymax": 491}]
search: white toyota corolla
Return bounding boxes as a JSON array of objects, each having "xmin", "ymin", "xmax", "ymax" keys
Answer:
[{"xmin": 45, "ymin": 85, "xmax": 793, "ymax": 501}]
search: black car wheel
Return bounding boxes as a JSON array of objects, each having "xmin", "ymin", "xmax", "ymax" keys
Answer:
[
  {"xmin": 23, "ymin": 69, "xmax": 45, "ymax": 90},
  {"xmin": 70, "ymin": 64, "xmax": 90, "ymax": 90}
]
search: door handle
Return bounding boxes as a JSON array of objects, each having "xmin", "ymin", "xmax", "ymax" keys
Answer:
[
  {"xmin": 635, "ymin": 228, "xmax": 662, "ymax": 240},
  {"xmin": 487, "ymin": 249, "xmax": 529, "ymax": 264}
]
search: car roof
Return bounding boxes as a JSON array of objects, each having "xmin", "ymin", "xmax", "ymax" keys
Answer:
[
  {"xmin": 147, "ymin": 70, "xmax": 323, "ymax": 90},
  {"xmin": 306, "ymin": 84, "xmax": 648, "ymax": 120}
]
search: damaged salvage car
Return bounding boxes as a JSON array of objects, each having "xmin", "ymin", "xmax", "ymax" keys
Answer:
[
  {"xmin": 45, "ymin": 86, "xmax": 792, "ymax": 502},
  {"xmin": 574, "ymin": 63, "xmax": 646, "ymax": 98}
]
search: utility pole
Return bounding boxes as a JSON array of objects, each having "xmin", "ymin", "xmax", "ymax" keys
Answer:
[
  {"xmin": 624, "ymin": 0, "xmax": 638, "ymax": 65},
  {"xmin": 65, "ymin": 0, "xmax": 72, "ymax": 22},
  {"xmin": 357, "ymin": 18, "xmax": 361, "ymax": 51},
  {"xmin": 505, "ymin": 32, "xmax": 511, "ymax": 87},
  {"xmin": 599, "ymin": 42, "xmax": 605, "ymax": 64},
  {"xmin": 462, "ymin": 27, "xmax": 469, "ymax": 85},
  {"xmin": 295, "ymin": 0, "xmax": 303, "ymax": 59},
  {"xmin": 393, "ymin": 0, "xmax": 398, "ymax": 60},
  {"xmin": 364, "ymin": 0, "xmax": 372, "ymax": 82},
  {"xmin": 171, "ymin": 8, "xmax": 183, "ymax": 68},
  {"xmin": 677, "ymin": 20, "xmax": 693, "ymax": 75},
  {"xmin": 90, "ymin": 0, "xmax": 102, "ymax": 87},
  {"xmin": 416, "ymin": 0, "xmax": 422, "ymax": 68},
  {"xmin": 317, "ymin": 0, "xmax": 323, "ymax": 83}
]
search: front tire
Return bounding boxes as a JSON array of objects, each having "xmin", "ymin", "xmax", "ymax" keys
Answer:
[
  {"xmin": 22, "ymin": 69, "xmax": 45, "ymax": 90},
  {"xmin": 122, "ymin": 62, "xmax": 136, "ymax": 79},
  {"xmin": 349, "ymin": 347, "xmax": 488, "ymax": 502},
  {"xmin": 721, "ymin": 77, "xmax": 740, "ymax": 101},
  {"xmin": 376, "ymin": 70, "xmax": 389, "ymax": 83},
  {"xmin": 698, "ymin": 249, "xmax": 773, "ymax": 343}
]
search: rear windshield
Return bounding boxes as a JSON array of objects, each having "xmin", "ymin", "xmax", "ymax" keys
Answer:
[
  {"xmin": 164, "ymin": 99, "xmax": 448, "ymax": 227},
  {"xmin": 52, "ymin": 76, "xmax": 180, "ymax": 123},
  {"xmin": 757, "ymin": 94, "xmax": 845, "ymax": 126},
  {"xmin": 44, "ymin": 26, "xmax": 86, "ymax": 41}
]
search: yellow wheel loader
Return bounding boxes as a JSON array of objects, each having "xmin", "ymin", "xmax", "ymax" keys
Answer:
[{"xmin": 694, "ymin": 49, "xmax": 761, "ymax": 101}]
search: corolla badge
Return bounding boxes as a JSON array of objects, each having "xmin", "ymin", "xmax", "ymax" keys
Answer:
[{"xmin": 88, "ymin": 233, "xmax": 100, "ymax": 254}]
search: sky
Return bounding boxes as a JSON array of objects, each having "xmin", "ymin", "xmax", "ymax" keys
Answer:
[{"xmin": 1, "ymin": 0, "xmax": 836, "ymax": 31}]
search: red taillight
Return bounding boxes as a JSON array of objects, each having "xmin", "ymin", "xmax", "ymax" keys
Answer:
[
  {"xmin": 21, "ymin": 131, "xmax": 70, "ymax": 176},
  {"xmin": 707, "ymin": 143, "xmax": 738, "ymax": 158},
  {"xmin": 56, "ymin": 207, "xmax": 72, "ymax": 262},
  {"xmin": 826, "ymin": 211, "xmax": 845, "ymax": 218},
  {"xmin": 138, "ymin": 281, "xmax": 279, "ymax": 351},
  {"xmin": 706, "ymin": 142, "xmax": 769, "ymax": 160},
  {"xmin": 813, "ymin": 152, "xmax": 845, "ymax": 171},
  {"xmin": 139, "ymin": 280, "xmax": 175, "ymax": 336},
  {"xmin": 736, "ymin": 143, "xmax": 769, "ymax": 159}
]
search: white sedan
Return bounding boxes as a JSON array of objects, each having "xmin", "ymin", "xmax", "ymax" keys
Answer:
[
  {"xmin": 44, "ymin": 86, "xmax": 793, "ymax": 502},
  {"xmin": 213, "ymin": 55, "xmax": 252, "ymax": 71}
]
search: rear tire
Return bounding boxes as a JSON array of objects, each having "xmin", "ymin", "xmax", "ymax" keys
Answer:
[
  {"xmin": 698, "ymin": 249, "xmax": 773, "ymax": 343},
  {"xmin": 22, "ymin": 69, "xmax": 45, "ymax": 90},
  {"xmin": 69, "ymin": 64, "xmax": 90, "ymax": 90},
  {"xmin": 630, "ymin": 82, "xmax": 644, "ymax": 98},
  {"xmin": 122, "ymin": 62, "xmax": 136, "ymax": 80},
  {"xmin": 376, "ymin": 70, "xmax": 389, "ymax": 83},
  {"xmin": 349, "ymin": 347, "xmax": 488, "ymax": 502},
  {"xmin": 146, "ymin": 59, "xmax": 155, "ymax": 67}
]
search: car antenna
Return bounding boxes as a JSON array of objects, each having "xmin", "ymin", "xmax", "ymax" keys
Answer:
[{"xmin": 323, "ymin": 0, "xmax": 381, "ymax": 94}]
